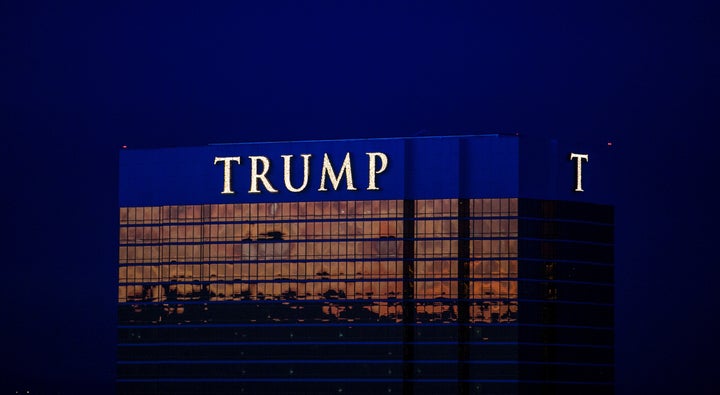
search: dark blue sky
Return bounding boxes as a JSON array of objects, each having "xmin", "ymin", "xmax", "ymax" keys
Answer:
[{"xmin": 2, "ymin": 1, "xmax": 718, "ymax": 394}]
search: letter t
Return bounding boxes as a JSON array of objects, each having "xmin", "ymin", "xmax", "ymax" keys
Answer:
[
  {"xmin": 214, "ymin": 156, "xmax": 241, "ymax": 194},
  {"xmin": 569, "ymin": 153, "xmax": 589, "ymax": 192}
]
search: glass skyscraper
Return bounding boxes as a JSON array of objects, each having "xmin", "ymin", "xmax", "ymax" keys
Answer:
[{"xmin": 118, "ymin": 135, "xmax": 613, "ymax": 394}]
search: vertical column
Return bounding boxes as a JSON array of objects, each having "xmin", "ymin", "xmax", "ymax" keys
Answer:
[
  {"xmin": 540, "ymin": 201, "xmax": 558, "ymax": 394},
  {"xmin": 457, "ymin": 198, "xmax": 470, "ymax": 395},
  {"xmin": 402, "ymin": 199, "xmax": 416, "ymax": 394}
]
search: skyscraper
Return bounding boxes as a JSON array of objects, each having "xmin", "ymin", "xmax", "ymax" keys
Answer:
[{"xmin": 118, "ymin": 135, "xmax": 613, "ymax": 394}]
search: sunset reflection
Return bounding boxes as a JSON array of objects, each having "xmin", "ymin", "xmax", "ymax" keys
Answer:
[{"xmin": 119, "ymin": 198, "xmax": 518, "ymax": 324}]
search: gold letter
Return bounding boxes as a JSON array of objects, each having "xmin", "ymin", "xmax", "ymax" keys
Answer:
[
  {"xmin": 570, "ymin": 153, "xmax": 589, "ymax": 192},
  {"xmin": 319, "ymin": 153, "xmax": 357, "ymax": 191},
  {"xmin": 282, "ymin": 154, "xmax": 312, "ymax": 192},
  {"xmin": 248, "ymin": 156, "xmax": 279, "ymax": 193},
  {"xmin": 366, "ymin": 152, "xmax": 388, "ymax": 191},
  {"xmin": 213, "ymin": 156, "xmax": 241, "ymax": 194}
]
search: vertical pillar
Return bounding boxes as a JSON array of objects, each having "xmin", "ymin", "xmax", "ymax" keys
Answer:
[
  {"xmin": 458, "ymin": 198, "xmax": 471, "ymax": 394},
  {"xmin": 402, "ymin": 199, "xmax": 416, "ymax": 394}
]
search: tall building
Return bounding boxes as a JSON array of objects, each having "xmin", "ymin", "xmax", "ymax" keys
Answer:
[{"xmin": 118, "ymin": 135, "xmax": 614, "ymax": 394}]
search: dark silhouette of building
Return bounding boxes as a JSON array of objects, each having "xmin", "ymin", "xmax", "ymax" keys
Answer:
[{"xmin": 118, "ymin": 135, "xmax": 613, "ymax": 394}]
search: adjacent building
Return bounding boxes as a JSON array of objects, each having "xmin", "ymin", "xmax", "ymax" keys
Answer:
[{"xmin": 118, "ymin": 134, "xmax": 614, "ymax": 394}]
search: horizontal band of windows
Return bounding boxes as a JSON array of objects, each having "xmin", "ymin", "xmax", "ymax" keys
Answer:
[
  {"xmin": 518, "ymin": 260, "xmax": 614, "ymax": 285},
  {"xmin": 516, "ymin": 237, "xmax": 612, "ymax": 248},
  {"xmin": 119, "ymin": 235, "xmax": 518, "ymax": 247},
  {"xmin": 519, "ymin": 257, "xmax": 614, "ymax": 267},
  {"xmin": 118, "ymin": 307, "xmax": 509, "ymax": 324},
  {"xmin": 119, "ymin": 341, "xmax": 497, "ymax": 347},
  {"xmin": 117, "ymin": 325, "xmax": 610, "ymax": 346},
  {"xmin": 117, "ymin": 277, "xmax": 608, "ymax": 288},
  {"xmin": 116, "ymin": 345, "xmax": 611, "ymax": 364},
  {"xmin": 519, "ymin": 220, "xmax": 613, "ymax": 244},
  {"xmin": 519, "ymin": 199, "xmax": 613, "ymax": 224},
  {"xmin": 117, "ymin": 359, "xmax": 613, "ymax": 367},
  {"xmin": 116, "ymin": 377, "xmax": 612, "ymax": 385},
  {"xmin": 114, "ymin": 364, "xmax": 538, "ymax": 383},
  {"xmin": 118, "ymin": 256, "xmax": 518, "ymax": 266},
  {"xmin": 117, "ymin": 322, "xmax": 513, "ymax": 328},
  {"xmin": 519, "ymin": 216, "xmax": 614, "ymax": 227},
  {"xmin": 120, "ymin": 215, "xmax": 520, "ymax": 227},
  {"xmin": 117, "ymin": 341, "xmax": 612, "ymax": 349},
  {"xmin": 118, "ymin": 279, "xmax": 511, "ymax": 288},
  {"xmin": 117, "ymin": 297, "xmax": 607, "ymax": 306},
  {"xmin": 516, "ymin": 277, "xmax": 613, "ymax": 286},
  {"xmin": 117, "ymin": 322, "xmax": 611, "ymax": 330},
  {"xmin": 116, "ymin": 378, "xmax": 504, "ymax": 383},
  {"xmin": 518, "ymin": 240, "xmax": 613, "ymax": 263},
  {"xmin": 114, "ymin": 381, "xmax": 503, "ymax": 394},
  {"xmin": 120, "ymin": 289, "xmax": 512, "ymax": 302},
  {"xmin": 118, "ymin": 256, "xmax": 510, "ymax": 265},
  {"xmin": 120, "ymin": 235, "xmax": 610, "ymax": 247},
  {"xmin": 120, "ymin": 216, "xmax": 611, "ymax": 228},
  {"xmin": 115, "ymin": 347, "xmax": 499, "ymax": 362},
  {"xmin": 118, "ymin": 298, "xmax": 519, "ymax": 305},
  {"xmin": 117, "ymin": 298, "xmax": 609, "ymax": 307},
  {"xmin": 119, "ymin": 277, "xmax": 513, "ymax": 285},
  {"xmin": 120, "ymin": 237, "xmax": 614, "ymax": 249}
]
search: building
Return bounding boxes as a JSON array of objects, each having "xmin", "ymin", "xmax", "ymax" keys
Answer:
[{"xmin": 118, "ymin": 134, "xmax": 614, "ymax": 394}]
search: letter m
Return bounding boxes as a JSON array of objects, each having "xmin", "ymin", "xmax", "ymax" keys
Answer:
[{"xmin": 318, "ymin": 153, "xmax": 357, "ymax": 191}]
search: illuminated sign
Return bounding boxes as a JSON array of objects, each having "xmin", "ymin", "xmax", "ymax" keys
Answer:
[
  {"xmin": 119, "ymin": 135, "xmax": 608, "ymax": 207},
  {"xmin": 569, "ymin": 152, "xmax": 589, "ymax": 192},
  {"xmin": 213, "ymin": 152, "xmax": 389, "ymax": 195}
]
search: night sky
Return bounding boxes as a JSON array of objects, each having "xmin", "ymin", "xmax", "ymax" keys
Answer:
[{"xmin": 2, "ymin": 2, "xmax": 718, "ymax": 394}]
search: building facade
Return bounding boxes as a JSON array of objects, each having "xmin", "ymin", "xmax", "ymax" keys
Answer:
[{"xmin": 118, "ymin": 135, "xmax": 614, "ymax": 394}]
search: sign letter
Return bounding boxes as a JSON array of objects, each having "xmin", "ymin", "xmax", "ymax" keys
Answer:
[
  {"xmin": 248, "ymin": 156, "xmax": 279, "ymax": 193},
  {"xmin": 569, "ymin": 153, "xmax": 589, "ymax": 192},
  {"xmin": 282, "ymin": 154, "xmax": 312, "ymax": 193},
  {"xmin": 319, "ymin": 153, "xmax": 357, "ymax": 191},
  {"xmin": 366, "ymin": 152, "xmax": 388, "ymax": 191},
  {"xmin": 214, "ymin": 156, "xmax": 241, "ymax": 194}
]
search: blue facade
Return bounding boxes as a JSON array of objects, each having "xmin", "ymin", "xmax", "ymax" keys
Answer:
[{"xmin": 118, "ymin": 134, "xmax": 614, "ymax": 394}]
